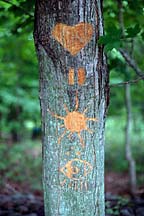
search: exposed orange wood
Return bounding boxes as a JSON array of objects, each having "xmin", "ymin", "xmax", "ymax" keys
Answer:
[
  {"xmin": 68, "ymin": 68, "xmax": 74, "ymax": 85},
  {"xmin": 78, "ymin": 68, "xmax": 86, "ymax": 85},
  {"xmin": 48, "ymin": 92, "xmax": 98, "ymax": 147},
  {"xmin": 51, "ymin": 22, "xmax": 93, "ymax": 56},
  {"xmin": 60, "ymin": 159, "xmax": 93, "ymax": 180},
  {"xmin": 76, "ymin": 151, "xmax": 81, "ymax": 156}
]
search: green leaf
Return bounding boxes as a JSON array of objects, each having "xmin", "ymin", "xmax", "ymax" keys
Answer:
[
  {"xmin": 104, "ymin": 41, "xmax": 121, "ymax": 53},
  {"xmin": 126, "ymin": 24, "xmax": 141, "ymax": 38},
  {"xmin": 98, "ymin": 35, "xmax": 111, "ymax": 45},
  {"xmin": 140, "ymin": 31, "xmax": 144, "ymax": 40},
  {"xmin": 8, "ymin": 5, "xmax": 23, "ymax": 17},
  {"xmin": 104, "ymin": 43, "xmax": 114, "ymax": 52},
  {"xmin": 98, "ymin": 29, "xmax": 122, "ymax": 46}
]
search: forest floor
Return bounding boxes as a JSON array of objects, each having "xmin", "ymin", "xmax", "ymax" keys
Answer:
[{"xmin": 0, "ymin": 172, "xmax": 144, "ymax": 216}]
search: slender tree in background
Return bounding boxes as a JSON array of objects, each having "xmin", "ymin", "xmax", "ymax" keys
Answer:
[
  {"xmin": 117, "ymin": 0, "xmax": 137, "ymax": 195},
  {"xmin": 125, "ymin": 83, "xmax": 137, "ymax": 195},
  {"xmin": 34, "ymin": 0, "xmax": 109, "ymax": 215}
]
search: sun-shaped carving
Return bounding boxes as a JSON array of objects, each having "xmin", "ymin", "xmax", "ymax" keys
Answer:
[{"xmin": 48, "ymin": 91, "xmax": 98, "ymax": 148}]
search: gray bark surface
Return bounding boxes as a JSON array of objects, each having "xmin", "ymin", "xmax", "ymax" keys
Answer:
[{"xmin": 34, "ymin": 0, "xmax": 109, "ymax": 215}]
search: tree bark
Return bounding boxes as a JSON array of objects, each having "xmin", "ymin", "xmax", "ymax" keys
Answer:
[{"xmin": 34, "ymin": 0, "xmax": 109, "ymax": 215}]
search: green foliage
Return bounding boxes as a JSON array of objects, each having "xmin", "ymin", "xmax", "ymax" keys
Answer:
[
  {"xmin": 98, "ymin": 28, "xmax": 122, "ymax": 52},
  {"xmin": 106, "ymin": 197, "xmax": 129, "ymax": 216},
  {"xmin": 98, "ymin": 24, "xmax": 141, "ymax": 52},
  {"xmin": 98, "ymin": 23, "xmax": 142, "ymax": 52},
  {"xmin": 0, "ymin": 4, "xmax": 39, "ymax": 135},
  {"xmin": 105, "ymin": 116, "xmax": 144, "ymax": 175},
  {"xmin": 106, "ymin": 208, "xmax": 119, "ymax": 216},
  {"xmin": 0, "ymin": 0, "xmax": 34, "ymax": 34},
  {"xmin": 126, "ymin": 24, "xmax": 141, "ymax": 38},
  {"xmin": 0, "ymin": 140, "xmax": 42, "ymax": 191},
  {"xmin": 0, "ymin": 49, "xmax": 40, "ymax": 133},
  {"xmin": 100, "ymin": 0, "xmax": 144, "ymax": 54}
]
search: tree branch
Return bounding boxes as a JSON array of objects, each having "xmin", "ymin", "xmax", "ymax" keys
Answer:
[
  {"xmin": 110, "ymin": 77, "xmax": 143, "ymax": 87},
  {"xmin": 117, "ymin": 0, "xmax": 124, "ymax": 35},
  {"xmin": 119, "ymin": 48, "xmax": 144, "ymax": 79}
]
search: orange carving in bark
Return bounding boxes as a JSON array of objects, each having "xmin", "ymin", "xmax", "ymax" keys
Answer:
[
  {"xmin": 68, "ymin": 68, "xmax": 75, "ymax": 85},
  {"xmin": 60, "ymin": 158, "xmax": 93, "ymax": 180},
  {"xmin": 76, "ymin": 151, "xmax": 81, "ymax": 156},
  {"xmin": 48, "ymin": 91, "xmax": 98, "ymax": 148},
  {"xmin": 51, "ymin": 22, "xmax": 93, "ymax": 56},
  {"xmin": 78, "ymin": 68, "xmax": 86, "ymax": 85}
]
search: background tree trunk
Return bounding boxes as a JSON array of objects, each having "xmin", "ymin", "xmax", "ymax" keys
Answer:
[
  {"xmin": 125, "ymin": 83, "xmax": 137, "ymax": 195},
  {"xmin": 117, "ymin": 0, "xmax": 137, "ymax": 196},
  {"xmin": 34, "ymin": 0, "xmax": 109, "ymax": 215}
]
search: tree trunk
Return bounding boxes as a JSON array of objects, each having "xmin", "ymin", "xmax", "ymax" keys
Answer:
[
  {"xmin": 117, "ymin": 0, "xmax": 137, "ymax": 196},
  {"xmin": 34, "ymin": 0, "xmax": 109, "ymax": 215},
  {"xmin": 125, "ymin": 83, "xmax": 137, "ymax": 195}
]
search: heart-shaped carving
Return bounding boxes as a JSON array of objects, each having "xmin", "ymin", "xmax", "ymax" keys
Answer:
[{"xmin": 51, "ymin": 22, "xmax": 93, "ymax": 56}]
